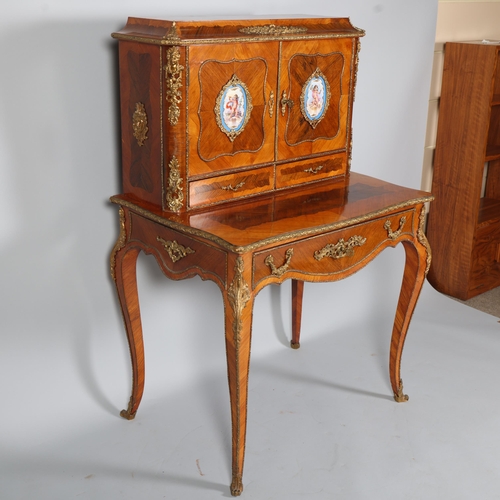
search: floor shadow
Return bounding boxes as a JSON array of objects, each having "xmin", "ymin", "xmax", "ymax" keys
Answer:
[{"xmin": 255, "ymin": 360, "xmax": 394, "ymax": 402}]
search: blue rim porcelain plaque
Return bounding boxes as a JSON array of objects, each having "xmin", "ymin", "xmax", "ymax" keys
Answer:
[
  {"xmin": 215, "ymin": 74, "xmax": 253, "ymax": 142},
  {"xmin": 300, "ymin": 68, "xmax": 331, "ymax": 129}
]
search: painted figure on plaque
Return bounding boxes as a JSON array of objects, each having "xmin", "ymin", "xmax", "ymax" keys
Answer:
[
  {"xmin": 222, "ymin": 87, "xmax": 245, "ymax": 131},
  {"xmin": 306, "ymin": 79, "xmax": 326, "ymax": 120},
  {"xmin": 215, "ymin": 74, "xmax": 253, "ymax": 142},
  {"xmin": 300, "ymin": 68, "xmax": 331, "ymax": 129}
]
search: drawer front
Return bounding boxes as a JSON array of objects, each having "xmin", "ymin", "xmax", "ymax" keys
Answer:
[
  {"xmin": 129, "ymin": 212, "xmax": 227, "ymax": 286},
  {"xmin": 252, "ymin": 210, "xmax": 413, "ymax": 287},
  {"xmin": 276, "ymin": 154, "xmax": 345, "ymax": 189},
  {"xmin": 469, "ymin": 224, "xmax": 500, "ymax": 295},
  {"xmin": 189, "ymin": 166, "xmax": 274, "ymax": 208}
]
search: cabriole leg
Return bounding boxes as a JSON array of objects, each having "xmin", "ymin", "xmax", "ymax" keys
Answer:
[
  {"xmin": 389, "ymin": 217, "xmax": 431, "ymax": 402},
  {"xmin": 110, "ymin": 208, "xmax": 145, "ymax": 420},
  {"xmin": 223, "ymin": 256, "xmax": 254, "ymax": 496}
]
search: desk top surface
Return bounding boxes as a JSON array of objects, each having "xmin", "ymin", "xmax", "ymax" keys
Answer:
[{"xmin": 112, "ymin": 172, "xmax": 432, "ymax": 252}]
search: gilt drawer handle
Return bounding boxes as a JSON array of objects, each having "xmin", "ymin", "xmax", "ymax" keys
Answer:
[
  {"xmin": 157, "ymin": 237, "xmax": 195, "ymax": 263},
  {"xmin": 304, "ymin": 165, "xmax": 323, "ymax": 174},
  {"xmin": 281, "ymin": 91, "xmax": 294, "ymax": 116},
  {"xmin": 221, "ymin": 180, "xmax": 246, "ymax": 192},
  {"xmin": 384, "ymin": 216, "xmax": 407, "ymax": 240},
  {"xmin": 314, "ymin": 235, "xmax": 367, "ymax": 261},
  {"xmin": 265, "ymin": 248, "xmax": 294, "ymax": 277}
]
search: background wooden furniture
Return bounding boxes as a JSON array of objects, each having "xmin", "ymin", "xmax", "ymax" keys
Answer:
[
  {"xmin": 426, "ymin": 41, "xmax": 500, "ymax": 300},
  {"xmin": 110, "ymin": 17, "xmax": 433, "ymax": 496}
]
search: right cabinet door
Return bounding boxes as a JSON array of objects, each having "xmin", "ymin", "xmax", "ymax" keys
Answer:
[{"xmin": 277, "ymin": 38, "xmax": 355, "ymax": 163}]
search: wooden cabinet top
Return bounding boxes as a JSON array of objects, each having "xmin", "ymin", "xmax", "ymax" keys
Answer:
[
  {"xmin": 112, "ymin": 17, "xmax": 365, "ymax": 45},
  {"xmin": 113, "ymin": 16, "xmax": 366, "ymax": 213}
]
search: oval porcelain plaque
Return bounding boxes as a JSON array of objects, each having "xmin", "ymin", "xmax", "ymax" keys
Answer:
[
  {"xmin": 215, "ymin": 75, "xmax": 253, "ymax": 142},
  {"xmin": 300, "ymin": 68, "xmax": 331, "ymax": 129}
]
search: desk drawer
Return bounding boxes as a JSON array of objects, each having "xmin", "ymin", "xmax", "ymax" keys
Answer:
[
  {"xmin": 129, "ymin": 212, "xmax": 227, "ymax": 285},
  {"xmin": 276, "ymin": 154, "xmax": 345, "ymax": 189},
  {"xmin": 253, "ymin": 210, "xmax": 413, "ymax": 286},
  {"xmin": 189, "ymin": 166, "xmax": 274, "ymax": 208}
]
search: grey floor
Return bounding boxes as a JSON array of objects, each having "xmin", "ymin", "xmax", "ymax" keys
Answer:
[
  {"xmin": 3, "ymin": 280, "xmax": 500, "ymax": 500},
  {"xmin": 455, "ymin": 285, "xmax": 500, "ymax": 319}
]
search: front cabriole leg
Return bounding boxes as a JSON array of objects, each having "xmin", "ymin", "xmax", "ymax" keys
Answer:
[
  {"xmin": 389, "ymin": 206, "xmax": 432, "ymax": 402},
  {"xmin": 110, "ymin": 207, "xmax": 146, "ymax": 420},
  {"xmin": 223, "ymin": 255, "xmax": 255, "ymax": 496}
]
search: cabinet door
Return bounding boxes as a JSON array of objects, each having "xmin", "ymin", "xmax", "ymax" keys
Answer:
[
  {"xmin": 188, "ymin": 42, "xmax": 278, "ymax": 177},
  {"xmin": 277, "ymin": 38, "xmax": 354, "ymax": 161}
]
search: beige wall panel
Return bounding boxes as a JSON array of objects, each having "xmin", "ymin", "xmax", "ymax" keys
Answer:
[
  {"xmin": 425, "ymin": 99, "xmax": 439, "ymax": 149},
  {"xmin": 428, "ymin": 49, "xmax": 444, "ymax": 100},
  {"xmin": 436, "ymin": 2, "xmax": 500, "ymax": 43}
]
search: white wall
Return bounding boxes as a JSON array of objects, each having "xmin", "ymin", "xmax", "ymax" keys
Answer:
[{"xmin": 0, "ymin": 0, "xmax": 438, "ymax": 445}]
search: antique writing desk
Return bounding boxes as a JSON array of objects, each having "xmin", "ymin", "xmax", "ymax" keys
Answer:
[{"xmin": 110, "ymin": 17, "xmax": 433, "ymax": 496}]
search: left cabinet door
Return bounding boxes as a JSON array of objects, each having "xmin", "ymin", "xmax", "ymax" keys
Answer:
[{"xmin": 187, "ymin": 42, "xmax": 279, "ymax": 178}]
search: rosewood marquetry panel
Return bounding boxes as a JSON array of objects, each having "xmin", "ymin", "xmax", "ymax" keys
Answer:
[
  {"xmin": 119, "ymin": 41, "xmax": 163, "ymax": 205},
  {"xmin": 189, "ymin": 42, "xmax": 278, "ymax": 176},
  {"xmin": 277, "ymin": 38, "xmax": 354, "ymax": 160}
]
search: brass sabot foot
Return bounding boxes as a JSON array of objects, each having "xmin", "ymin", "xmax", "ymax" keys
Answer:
[
  {"xmin": 120, "ymin": 409, "xmax": 136, "ymax": 420},
  {"xmin": 393, "ymin": 380, "xmax": 409, "ymax": 403},
  {"xmin": 290, "ymin": 341, "xmax": 300, "ymax": 349},
  {"xmin": 230, "ymin": 474, "xmax": 243, "ymax": 496}
]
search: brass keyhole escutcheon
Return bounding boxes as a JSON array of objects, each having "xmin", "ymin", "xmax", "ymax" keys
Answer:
[{"xmin": 281, "ymin": 90, "xmax": 294, "ymax": 116}]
